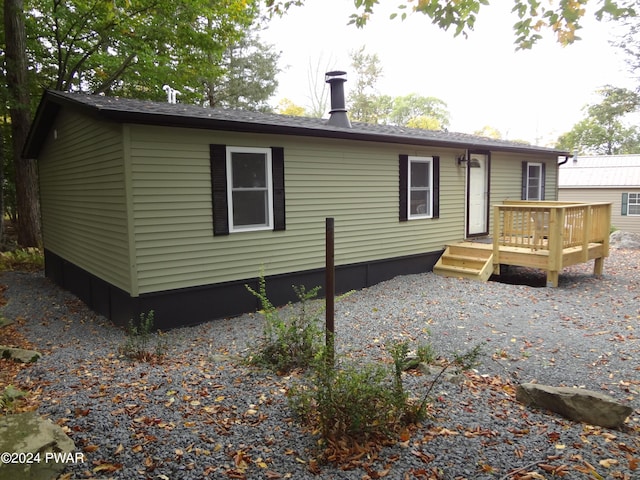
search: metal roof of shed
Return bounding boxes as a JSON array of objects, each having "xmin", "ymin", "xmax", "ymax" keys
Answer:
[
  {"xmin": 558, "ymin": 155, "xmax": 640, "ymax": 188},
  {"xmin": 24, "ymin": 90, "xmax": 569, "ymax": 159}
]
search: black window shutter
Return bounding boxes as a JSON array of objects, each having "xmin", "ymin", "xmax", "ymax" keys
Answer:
[
  {"xmin": 399, "ymin": 155, "xmax": 408, "ymax": 222},
  {"xmin": 622, "ymin": 193, "xmax": 628, "ymax": 216},
  {"xmin": 521, "ymin": 162, "xmax": 528, "ymax": 200},
  {"xmin": 210, "ymin": 144, "xmax": 229, "ymax": 236},
  {"xmin": 432, "ymin": 156, "xmax": 440, "ymax": 219},
  {"xmin": 271, "ymin": 147, "xmax": 286, "ymax": 231},
  {"xmin": 540, "ymin": 162, "xmax": 546, "ymax": 200}
]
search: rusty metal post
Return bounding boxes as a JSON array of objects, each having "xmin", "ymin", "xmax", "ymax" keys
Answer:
[{"xmin": 325, "ymin": 218, "xmax": 335, "ymax": 365}]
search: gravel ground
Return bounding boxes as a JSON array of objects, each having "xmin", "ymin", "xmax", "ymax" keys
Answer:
[{"xmin": 2, "ymin": 249, "xmax": 639, "ymax": 479}]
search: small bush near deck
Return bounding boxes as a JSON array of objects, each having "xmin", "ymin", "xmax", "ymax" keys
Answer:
[
  {"xmin": 119, "ymin": 311, "xmax": 167, "ymax": 362},
  {"xmin": 246, "ymin": 274, "xmax": 323, "ymax": 374}
]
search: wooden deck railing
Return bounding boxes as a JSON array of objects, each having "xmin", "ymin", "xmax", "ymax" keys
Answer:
[
  {"xmin": 494, "ymin": 201, "xmax": 611, "ymax": 250},
  {"xmin": 492, "ymin": 201, "xmax": 611, "ymax": 285}
]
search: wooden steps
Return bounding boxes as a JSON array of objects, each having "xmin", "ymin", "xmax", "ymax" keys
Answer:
[{"xmin": 433, "ymin": 243, "xmax": 494, "ymax": 282}]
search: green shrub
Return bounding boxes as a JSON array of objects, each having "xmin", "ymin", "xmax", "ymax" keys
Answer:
[
  {"xmin": 118, "ymin": 311, "xmax": 167, "ymax": 362},
  {"xmin": 246, "ymin": 275, "xmax": 323, "ymax": 373},
  {"xmin": 289, "ymin": 340, "xmax": 485, "ymax": 447},
  {"xmin": 0, "ymin": 248, "xmax": 44, "ymax": 272},
  {"xmin": 289, "ymin": 350, "xmax": 403, "ymax": 442}
]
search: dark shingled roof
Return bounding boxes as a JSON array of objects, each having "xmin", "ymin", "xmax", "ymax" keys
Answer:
[{"xmin": 24, "ymin": 90, "xmax": 569, "ymax": 158}]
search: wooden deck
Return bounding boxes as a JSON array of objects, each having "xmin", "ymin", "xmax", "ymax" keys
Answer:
[{"xmin": 434, "ymin": 201, "xmax": 612, "ymax": 287}]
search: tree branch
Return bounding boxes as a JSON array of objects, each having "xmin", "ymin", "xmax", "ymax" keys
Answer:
[{"xmin": 92, "ymin": 52, "xmax": 137, "ymax": 94}]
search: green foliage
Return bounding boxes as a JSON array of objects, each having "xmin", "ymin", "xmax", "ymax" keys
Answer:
[
  {"xmin": 246, "ymin": 275, "xmax": 323, "ymax": 373},
  {"xmin": 245, "ymin": 274, "xmax": 485, "ymax": 446},
  {"xmin": 119, "ymin": 311, "xmax": 167, "ymax": 362},
  {"xmin": 0, "ymin": 247, "xmax": 44, "ymax": 272},
  {"xmin": 267, "ymin": 0, "xmax": 636, "ymax": 49},
  {"xmin": 19, "ymin": 0, "xmax": 267, "ymax": 104},
  {"xmin": 276, "ymin": 98, "xmax": 308, "ymax": 116},
  {"xmin": 347, "ymin": 47, "xmax": 449, "ymax": 129},
  {"xmin": 7, "ymin": 6, "xmax": 273, "ymax": 153},
  {"xmin": 556, "ymin": 86, "xmax": 640, "ymax": 155},
  {"xmin": 0, "ymin": 385, "xmax": 28, "ymax": 414},
  {"xmin": 289, "ymin": 349, "xmax": 404, "ymax": 441},
  {"xmin": 451, "ymin": 342, "xmax": 484, "ymax": 372},
  {"xmin": 390, "ymin": 93, "xmax": 450, "ymax": 130},
  {"xmin": 289, "ymin": 338, "xmax": 485, "ymax": 445},
  {"xmin": 416, "ymin": 341, "xmax": 437, "ymax": 366},
  {"xmin": 473, "ymin": 125, "xmax": 502, "ymax": 139},
  {"xmin": 207, "ymin": 29, "xmax": 280, "ymax": 111}
]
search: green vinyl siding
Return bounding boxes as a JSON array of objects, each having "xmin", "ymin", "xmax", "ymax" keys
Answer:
[
  {"xmin": 488, "ymin": 152, "xmax": 558, "ymax": 232},
  {"xmin": 490, "ymin": 152, "xmax": 557, "ymax": 202},
  {"xmin": 128, "ymin": 125, "xmax": 467, "ymax": 294},
  {"xmin": 38, "ymin": 110, "xmax": 132, "ymax": 292},
  {"xmin": 38, "ymin": 115, "xmax": 560, "ymax": 297}
]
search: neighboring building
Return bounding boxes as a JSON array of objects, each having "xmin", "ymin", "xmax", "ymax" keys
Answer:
[
  {"xmin": 559, "ymin": 155, "xmax": 640, "ymax": 234},
  {"xmin": 24, "ymin": 81, "xmax": 569, "ymax": 329}
]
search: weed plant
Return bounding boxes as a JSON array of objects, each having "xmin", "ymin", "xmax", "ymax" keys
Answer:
[
  {"xmin": 289, "ymin": 348, "xmax": 404, "ymax": 442},
  {"xmin": 247, "ymin": 275, "xmax": 485, "ymax": 448},
  {"xmin": 119, "ymin": 311, "xmax": 167, "ymax": 362},
  {"xmin": 290, "ymin": 340, "xmax": 485, "ymax": 446},
  {"xmin": 246, "ymin": 275, "xmax": 323, "ymax": 373},
  {"xmin": 0, "ymin": 248, "xmax": 44, "ymax": 272}
]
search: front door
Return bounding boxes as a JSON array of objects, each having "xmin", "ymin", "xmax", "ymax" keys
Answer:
[{"xmin": 466, "ymin": 152, "xmax": 490, "ymax": 237}]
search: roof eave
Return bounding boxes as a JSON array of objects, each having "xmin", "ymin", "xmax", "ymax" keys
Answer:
[
  {"xmin": 101, "ymin": 110, "xmax": 566, "ymax": 156},
  {"xmin": 24, "ymin": 90, "xmax": 569, "ymax": 158}
]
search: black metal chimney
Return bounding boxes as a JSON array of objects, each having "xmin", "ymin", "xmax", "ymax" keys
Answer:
[{"xmin": 325, "ymin": 71, "xmax": 351, "ymax": 128}]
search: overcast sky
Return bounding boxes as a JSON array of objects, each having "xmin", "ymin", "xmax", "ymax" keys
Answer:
[{"xmin": 260, "ymin": 0, "xmax": 635, "ymax": 146}]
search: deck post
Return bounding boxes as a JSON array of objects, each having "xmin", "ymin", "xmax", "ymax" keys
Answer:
[
  {"xmin": 493, "ymin": 205, "xmax": 501, "ymax": 273},
  {"xmin": 594, "ymin": 257, "xmax": 604, "ymax": 276},
  {"xmin": 546, "ymin": 207, "xmax": 563, "ymax": 287},
  {"xmin": 582, "ymin": 205, "xmax": 591, "ymax": 262}
]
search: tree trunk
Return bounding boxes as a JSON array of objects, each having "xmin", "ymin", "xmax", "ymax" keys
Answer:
[
  {"xmin": 4, "ymin": 0, "xmax": 41, "ymax": 247},
  {"xmin": 0, "ymin": 124, "xmax": 5, "ymax": 245}
]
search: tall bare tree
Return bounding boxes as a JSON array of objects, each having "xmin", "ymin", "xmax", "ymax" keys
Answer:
[
  {"xmin": 306, "ymin": 55, "xmax": 333, "ymax": 118},
  {"xmin": 4, "ymin": 0, "xmax": 40, "ymax": 246}
]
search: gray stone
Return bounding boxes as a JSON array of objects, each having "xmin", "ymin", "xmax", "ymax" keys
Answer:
[
  {"xmin": 418, "ymin": 363, "xmax": 465, "ymax": 384},
  {"xmin": 516, "ymin": 382, "xmax": 634, "ymax": 428},
  {"xmin": 0, "ymin": 346, "xmax": 41, "ymax": 363},
  {"xmin": 610, "ymin": 230, "xmax": 640, "ymax": 249},
  {"xmin": 0, "ymin": 412, "xmax": 76, "ymax": 480}
]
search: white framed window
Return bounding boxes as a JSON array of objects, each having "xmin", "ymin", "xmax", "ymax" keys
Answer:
[
  {"xmin": 408, "ymin": 156, "xmax": 433, "ymax": 219},
  {"xmin": 526, "ymin": 162, "xmax": 543, "ymax": 200},
  {"xmin": 226, "ymin": 146, "xmax": 273, "ymax": 232},
  {"xmin": 627, "ymin": 192, "xmax": 640, "ymax": 216}
]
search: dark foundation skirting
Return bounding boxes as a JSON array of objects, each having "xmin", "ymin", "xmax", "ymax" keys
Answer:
[{"xmin": 43, "ymin": 249, "xmax": 442, "ymax": 330}]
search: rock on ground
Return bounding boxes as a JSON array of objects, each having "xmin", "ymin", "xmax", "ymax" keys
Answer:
[
  {"xmin": 0, "ymin": 412, "xmax": 76, "ymax": 480},
  {"xmin": 0, "ymin": 346, "xmax": 41, "ymax": 363},
  {"xmin": 610, "ymin": 230, "xmax": 640, "ymax": 249},
  {"xmin": 516, "ymin": 383, "xmax": 634, "ymax": 429}
]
